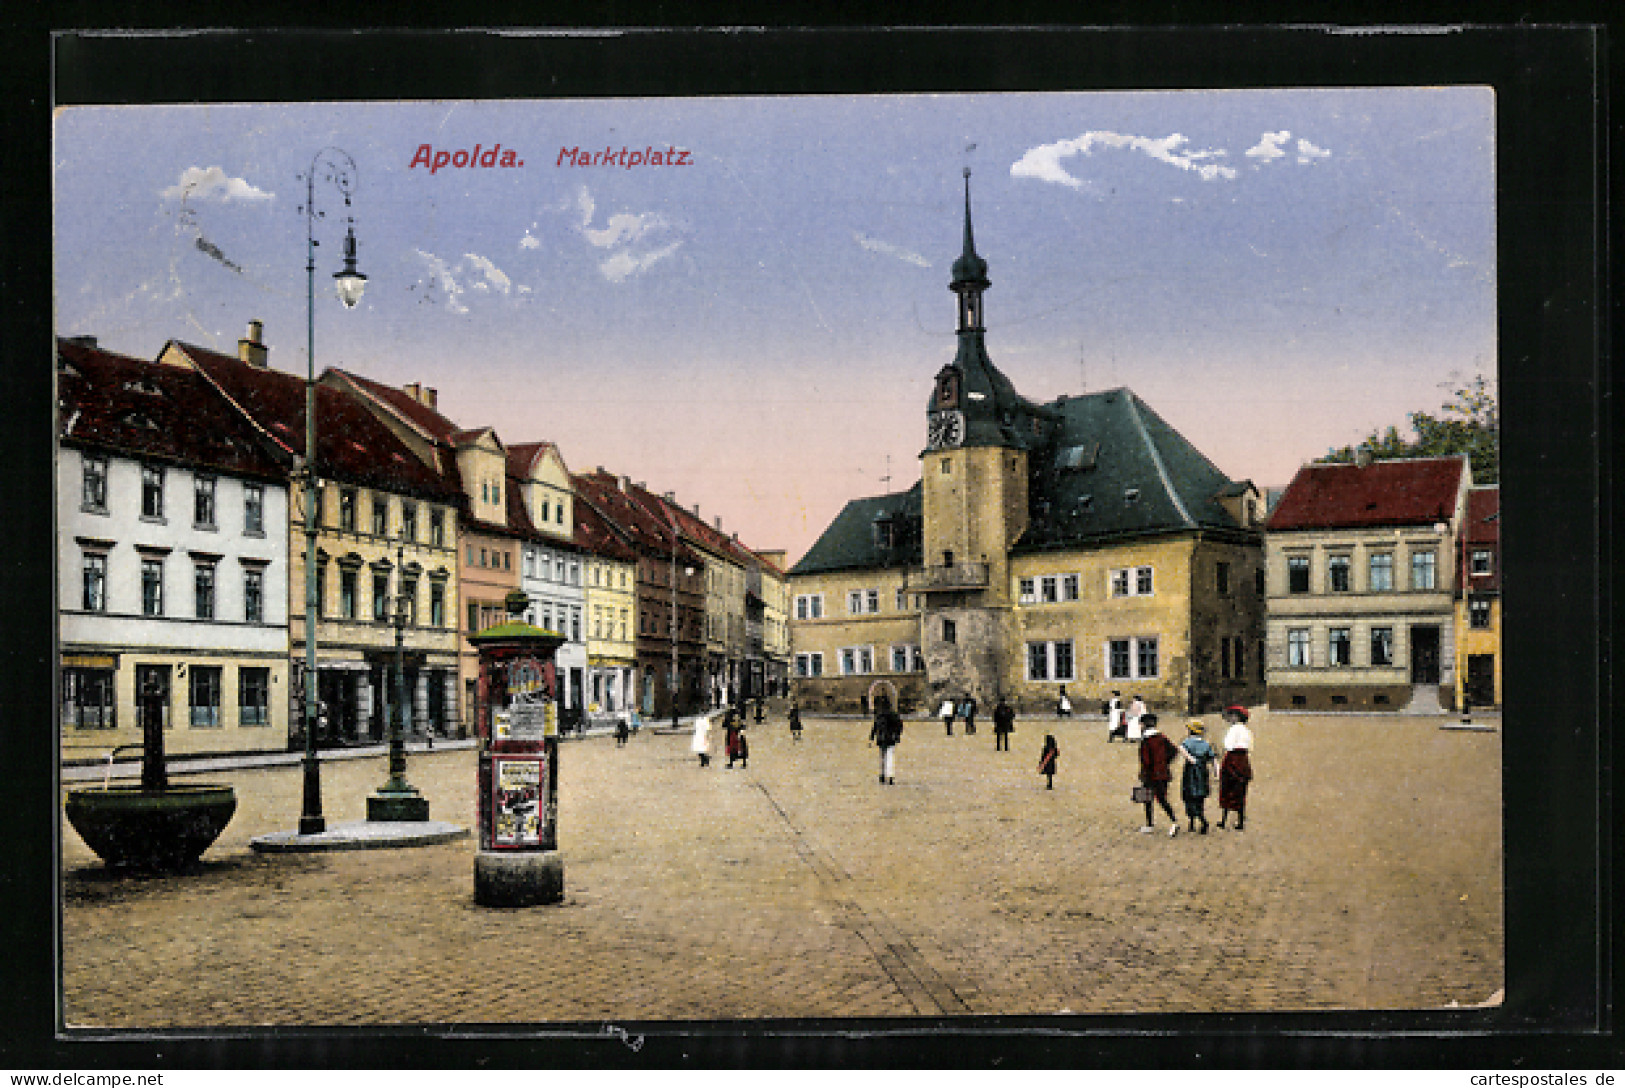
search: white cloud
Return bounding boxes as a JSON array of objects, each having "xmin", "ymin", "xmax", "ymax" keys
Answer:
[
  {"xmin": 599, "ymin": 241, "xmax": 682, "ymax": 284},
  {"xmin": 1011, "ymin": 130, "xmax": 1237, "ymax": 188},
  {"xmin": 160, "ymin": 166, "xmax": 274, "ymax": 203},
  {"xmin": 463, "ymin": 253, "xmax": 512, "ymax": 295},
  {"xmin": 1296, "ymin": 138, "xmax": 1332, "ymax": 164},
  {"xmin": 570, "ymin": 184, "xmax": 683, "ymax": 284},
  {"xmin": 519, "ymin": 232, "xmax": 542, "ymax": 250},
  {"xmin": 1245, "ymin": 131, "xmax": 1292, "ymax": 163},
  {"xmin": 414, "ymin": 249, "xmax": 466, "ymax": 313},
  {"xmin": 853, "ymin": 232, "xmax": 930, "ymax": 268}
]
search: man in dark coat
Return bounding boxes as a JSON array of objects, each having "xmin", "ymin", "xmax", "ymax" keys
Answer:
[
  {"xmin": 992, "ymin": 696, "xmax": 1015, "ymax": 751},
  {"xmin": 961, "ymin": 694, "xmax": 978, "ymax": 735},
  {"xmin": 1137, "ymin": 713, "xmax": 1180, "ymax": 835}
]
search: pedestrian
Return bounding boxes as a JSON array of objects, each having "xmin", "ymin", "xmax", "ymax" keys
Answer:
[
  {"xmin": 1179, "ymin": 719, "xmax": 1216, "ymax": 834},
  {"xmin": 691, "ymin": 710, "xmax": 712, "ymax": 768},
  {"xmin": 1126, "ymin": 694, "xmax": 1148, "ymax": 742},
  {"xmin": 1056, "ymin": 685, "xmax": 1073, "ymax": 717},
  {"xmin": 961, "ymin": 693, "xmax": 978, "ymax": 735},
  {"xmin": 993, "ymin": 695, "xmax": 1015, "ymax": 751},
  {"xmin": 939, "ymin": 697, "xmax": 956, "ymax": 736},
  {"xmin": 615, "ymin": 714, "xmax": 630, "ymax": 747},
  {"xmin": 788, "ymin": 701, "xmax": 803, "ymax": 742},
  {"xmin": 1137, "ymin": 713, "xmax": 1180, "ymax": 835},
  {"xmin": 1037, "ymin": 733, "xmax": 1060, "ymax": 789},
  {"xmin": 754, "ymin": 697, "xmax": 765, "ymax": 724},
  {"xmin": 1218, "ymin": 705, "xmax": 1254, "ymax": 831},
  {"xmin": 734, "ymin": 724, "xmax": 750, "ymax": 770},
  {"xmin": 1106, "ymin": 691, "xmax": 1127, "ymax": 742},
  {"xmin": 870, "ymin": 694, "xmax": 903, "ymax": 785}
]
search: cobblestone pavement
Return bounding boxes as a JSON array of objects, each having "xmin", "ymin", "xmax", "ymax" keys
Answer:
[{"xmin": 60, "ymin": 709, "xmax": 1502, "ymax": 1027}]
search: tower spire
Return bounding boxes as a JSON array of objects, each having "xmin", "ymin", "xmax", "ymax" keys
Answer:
[{"xmin": 950, "ymin": 167, "xmax": 989, "ymax": 333}]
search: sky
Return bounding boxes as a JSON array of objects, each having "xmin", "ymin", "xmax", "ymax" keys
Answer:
[{"xmin": 53, "ymin": 89, "xmax": 1496, "ymax": 564}]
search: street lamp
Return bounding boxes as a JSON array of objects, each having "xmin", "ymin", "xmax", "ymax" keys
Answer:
[
  {"xmin": 297, "ymin": 147, "xmax": 366, "ymax": 836},
  {"xmin": 668, "ymin": 515, "xmax": 695, "ymax": 728},
  {"xmin": 369, "ymin": 542, "xmax": 428, "ymax": 821}
]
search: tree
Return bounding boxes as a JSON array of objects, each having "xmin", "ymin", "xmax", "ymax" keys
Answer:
[{"xmin": 1319, "ymin": 374, "xmax": 1498, "ymax": 484}]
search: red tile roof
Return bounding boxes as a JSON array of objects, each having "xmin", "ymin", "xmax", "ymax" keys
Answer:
[
  {"xmin": 1267, "ymin": 456, "xmax": 1468, "ymax": 531},
  {"xmin": 1464, "ymin": 486, "xmax": 1500, "ymax": 544},
  {"xmin": 58, "ymin": 339, "xmax": 286, "ymax": 480},
  {"xmin": 506, "ymin": 441, "xmax": 559, "ymax": 479},
  {"xmin": 572, "ymin": 471, "xmax": 701, "ymax": 566},
  {"xmin": 169, "ymin": 342, "xmax": 461, "ymax": 503},
  {"xmin": 333, "ymin": 369, "xmax": 461, "ymax": 444},
  {"xmin": 571, "ymin": 484, "xmax": 639, "ymax": 564}
]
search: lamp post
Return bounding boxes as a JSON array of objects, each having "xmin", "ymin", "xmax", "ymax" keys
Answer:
[
  {"xmin": 297, "ymin": 148, "xmax": 367, "ymax": 836},
  {"xmin": 667, "ymin": 516, "xmax": 695, "ymax": 728},
  {"xmin": 368, "ymin": 542, "xmax": 428, "ymax": 821}
]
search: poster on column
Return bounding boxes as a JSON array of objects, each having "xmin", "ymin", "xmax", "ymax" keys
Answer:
[{"xmin": 491, "ymin": 755, "xmax": 545, "ymax": 848}]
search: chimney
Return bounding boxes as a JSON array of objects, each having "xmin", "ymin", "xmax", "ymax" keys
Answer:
[
  {"xmin": 618, "ymin": 475, "xmax": 630, "ymax": 492},
  {"xmin": 663, "ymin": 491, "xmax": 676, "ymax": 503},
  {"xmin": 238, "ymin": 319, "xmax": 267, "ymax": 367},
  {"xmin": 1355, "ymin": 447, "xmax": 1373, "ymax": 468},
  {"xmin": 597, "ymin": 465, "xmax": 607, "ymax": 476},
  {"xmin": 402, "ymin": 383, "xmax": 438, "ymax": 408},
  {"xmin": 691, "ymin": 502, "xmax": 700, "ymax": 518},
  {"xmin": 714, "ymin": 516, "xmax": 723, "ymax": 531}
]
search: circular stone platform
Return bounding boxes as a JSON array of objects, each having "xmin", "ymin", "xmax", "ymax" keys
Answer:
[{"xmin": 250, "ymin": 820, "xmax": 469, "ymax": 853}]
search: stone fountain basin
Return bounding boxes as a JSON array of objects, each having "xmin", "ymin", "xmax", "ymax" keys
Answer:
[{"xmin": 65, "ymin": 784, "xmax": 237, "ymax": 871}]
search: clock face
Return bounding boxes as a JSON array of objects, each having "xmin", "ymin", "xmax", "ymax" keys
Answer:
[{"xmin": 928, "ymin": 410, "xmax": 965, "ymax": 450}]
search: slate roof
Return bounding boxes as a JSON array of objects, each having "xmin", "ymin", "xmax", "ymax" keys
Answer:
[
  {"xmin": 1266, "ymin": 456, "xmax": 1468, "ymax": 532},
  {"xmin": 1016, "ymin": 388, "xmax": 1249, "ymax": 554},
  {"xmin": 168, "ymin": 342, "xmax": 460, "ymax": 503},
  {"xmin": 790, "ymin": 482, "xmax": 923, "ymax": 576},
  {"xmin": 58, "ymin": 339, "xmax": 287, "ymax": 480}
]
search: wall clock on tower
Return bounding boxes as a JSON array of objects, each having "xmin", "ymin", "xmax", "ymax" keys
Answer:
[{"xmin": 927, "ymin": 409, "xmax": 965, "ymax": 450}]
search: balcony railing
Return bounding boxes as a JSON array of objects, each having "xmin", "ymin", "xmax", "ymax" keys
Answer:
[{"xmin": 906, "ymin": 562, "xmax": 990, "ymax": 592}]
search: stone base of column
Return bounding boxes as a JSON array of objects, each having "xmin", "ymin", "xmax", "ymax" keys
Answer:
[
  {"xmin": 367, "ymin": 789, "xmax": 430, "ymax": 822},
  {"xmin": 473, "ymin": 849, "xmax": 564, "ymax": 907}
]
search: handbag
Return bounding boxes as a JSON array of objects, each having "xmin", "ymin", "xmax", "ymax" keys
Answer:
[{"xmin": 1131, "ymin": 785, "xmax": 1153, "ymax": 804}]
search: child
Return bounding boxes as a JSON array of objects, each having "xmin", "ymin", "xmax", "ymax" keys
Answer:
[
  {"xmin": 1179, "ymin": 719, "xmax": 1216, "ymax": 834},
  {"xmin": 1037, "ymin": 734, "xmax": 1060, "ymax": 789}
]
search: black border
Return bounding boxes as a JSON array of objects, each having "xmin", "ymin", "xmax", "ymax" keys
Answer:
[{"xmin": 4, "ymin": 20, "xmax": 1614, "ymax": 1070}]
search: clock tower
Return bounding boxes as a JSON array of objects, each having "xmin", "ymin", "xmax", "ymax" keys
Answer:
[{"xmin": 918, "ymin": 170, "xmax": 1041, "ymax": 703}]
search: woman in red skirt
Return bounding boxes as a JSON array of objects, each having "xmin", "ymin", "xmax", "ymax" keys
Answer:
[{"xmin": 1218, "ymin": 705, "xmax": 1254, "ymax": 830}]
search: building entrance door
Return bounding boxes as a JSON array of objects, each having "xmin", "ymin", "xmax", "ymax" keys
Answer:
[
  {"xmin": 1466, "ymin": 653, "xmax": 1496, "ymax": 707},
  {"xmin": 1409, "ymin": 625, "xmax": 1441, "ymax": 684}
]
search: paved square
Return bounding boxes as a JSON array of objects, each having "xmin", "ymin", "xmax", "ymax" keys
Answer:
[{"xmin": 60, "ymin": 709, "xmax": 1502, "ymax": 1026}]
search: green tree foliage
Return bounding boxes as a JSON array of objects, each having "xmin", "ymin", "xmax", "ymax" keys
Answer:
[{"xmin": 1319, "ymin": 374, "xmax": 1498, "ymax": 484}]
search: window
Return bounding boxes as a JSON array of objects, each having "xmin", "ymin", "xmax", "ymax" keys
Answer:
[
  {"xmin": 1254, "ymin": 568, "xmax": 1265, "ymax": 596},
  {"xmin": 1136, "ymin": 637, "xmax": 1159, "ymax": 678},
  {"xmin": 839, "ymin": 647, "xmax": 874, "ymax": 676},
  {"xmin": 891, "ymin": 645, "xmax": 911, "ymax": 673},
  {"xmin": 244, "ymin": 569, "xmax": 264, "ymax": 623},
  {"xmin": 316, "ymin": 564, "xmax": 327, "ymax": 618},
  {"xmin": 61, "ymin": 668, "xmax": 115, "ymax": 729},
  {"xmin": 1327, "ymin": 554, "xmax": 1351, "ymax": 592},
  {"xmin": 504, "ymin": 551, "xmax": 512, "ymax": 572},
  {"xmin": 619, "ymin": 609, "xmax": 628, "ymax": 640},
  {"xmin": 1287, "ymin": 628, "xmax": 1311, "ymax": 667},
  {"xmin": 82, "ymin": 455, "xmax": 107, "ymax": 512},
  {"xmin": 340, "ymin": 570, "xmax": 358, "ymax": 619},
  {"xmin": 1411, "ymin": 550, "xmax": 1437, "ymax": 590},
  {"xmin": 1287, "ymin": 555, "xmax": 1310, "ymax": 593},
  {"xmin": 141, "ymin": 464, "xmax": 164, "ymax": 519},
  {"xmin": 1232, "ymin": 637, "xmax": 1245, "ymax": 679},
  {"xmin": 189, "ymin": 666, "xmax": 222, "ymax": 728},
  {"xmin": 895, "ymin": 588, "xmax": 908, "ymax": 611},
  {"xmin": 1111, "ymin": 569, "xmax": 1130, "ymax": 597},
  {"xmin": 194, "ymin": 562, "xmax": 216, "ymax": 620},
  {"xmin": 1062, "ymin": 574, "xmax": 1080, "ymax": 601},
  {"xmin": 134, "ymin": 664, "xmax": 171, "ymax": 729},
  {"xmin": 1136, "ymin": 567, "xmax": 1154, "ymax": 595},
  {"xmin": 1469, "ymin": 599, "xmax": 1492, "ymax": 629},
  {"xmin": 373, "ymin": 572, "xmax": 390, "ymax": 621},
  {"xmin": 430, "ymin": 509, "xmax": 445, "ymax": 547},
  {"xmin": 239, "ymin": 667, "xmax": 270, "ymax": 726},
  {"xmin": 1217, "ymin": 562, "xmax": 1231, "ymax": 596},
  {"xmin": 1110, "ymin": 566, "xmax": 1155, "ymax": 597},
  {"xmin": 866, "ymin": 589, "xmax": 879, "ymax": 613},
  {"xmin": 480, "ymin": 548, "xmax": 488, "ymax": 568},
  {"xmin": 430, "ymin": 582, "xmax": 445, "ymax": 627},
  {"xmin": 81, "ymin": 553, "xmax": 107, "ymax": 612},
  {"xmin": 556, "ymin": 504, "xmax": 564, "ymax": 525},
  {"xmin": 1328, "ymin": 627, "xmax": 1351, "ymax": 667},
  {"xmin": 401, "ymin": 578, "xmax": 418, "ymax": 625},
  {"xmin": 1108, "ymin": 639, "xmax": 1131, "ymax": 679},
  {"xmin": 244, "ymin": 483, "xmax": 264, "ymax": 535},
  {"xmin": 1471, "ymin": 549, "xmax": 1493, "ymax": 576},
  {"xmin": 571, "ymin": 609, "xmax": 581, "ymax": 642},
  {"xmin": 401, "ymin": 503, "xmax": 417, "ymax": 542},
  {"xmin": 194, "ymin": 475, "xmax": 217, "ymax": 528},
  {"xmin": 1041, "ymin": 576, "xmax": 1058, "ymax": 603},
  {"xmin": 1369, "ymin": 552, "xmax": 1394, "ymax": 592},
  {"xmin": 911, "ymin": 645, "xmax": 926, "ymax": 673},
  {"xmin": 794, "ymin": 594, "xmax": 824, "ymax": 620},
  {"xmin": 141, "ymin": 558, "xmax": 164, "ymax": 616},
  {"xmin": 795, "ymin": 652, "xmax": 823, "ymax": 678},
  {"xmin": 339, "ymin": 488, "xmax": 357, "ymax": 532},
  {"xmin": 1018, "ymin": 577, "xmax": 1036, "ymax": 604},
  {"xmin": 1027, "ymin": 640, "xmax": 1076, "ymax": 682},
  {"xmin": 468, "ymin": 602, "xmax": 480, "ymax": 633},
  {"xmin": 1220, "ymin": 637, "xmax": 1231, "ymax": 678},
  {"xmin": 942, "ymin": 618, "xmax": 957, "ymax": 644},
  {"xmin": 1371, "ymin": 627, "xmax": 1393, "ymax": 666},
  {"xmin": 847, "ymin": 591, "xmax": 864, "ymax": 614}
]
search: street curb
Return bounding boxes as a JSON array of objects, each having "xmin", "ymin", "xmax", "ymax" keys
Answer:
[{"xmin": 249, "ymin": 820, "xmax": 470, "ymax": 853}]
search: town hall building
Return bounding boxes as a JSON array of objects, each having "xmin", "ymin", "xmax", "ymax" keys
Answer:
[{"xmin": 789, "ymin": 178, "xmax": 1267, "ymax": 717}]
